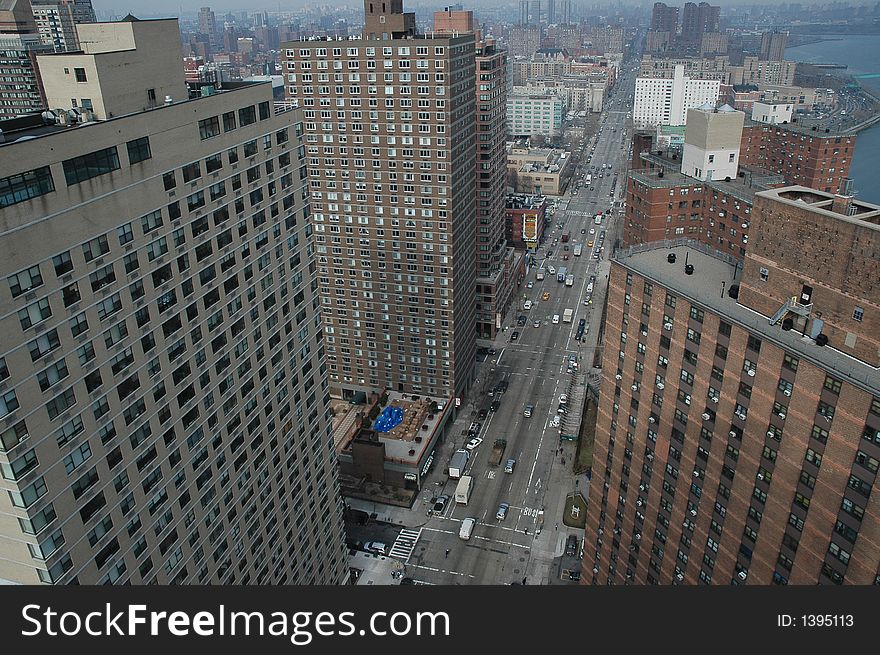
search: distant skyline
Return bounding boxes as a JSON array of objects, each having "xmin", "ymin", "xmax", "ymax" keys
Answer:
[{"xmin": 90, "ymin": 0, "xmax": 880, "ymax": 19}]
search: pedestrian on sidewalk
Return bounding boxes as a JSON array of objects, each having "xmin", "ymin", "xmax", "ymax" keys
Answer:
[
  {"xmin": 445, "ymin": 548, "xmax": 450, "ymax": 558},
  {"xmin": 555, "ymin": 523, "xmax": 558, "ymax": 530}
]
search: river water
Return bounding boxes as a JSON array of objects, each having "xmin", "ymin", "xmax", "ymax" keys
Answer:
[{"xmin": 786, "ymin": 35, "xmax": 880, "ymax": 203}]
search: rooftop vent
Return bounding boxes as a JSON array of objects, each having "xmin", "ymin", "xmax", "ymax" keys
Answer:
[
  {"xmin": 667, "ymin": 253, "xmax": 677, "ymax": 263},
  {"xmin": 684, "ymin": 264, "xmax": 694, "ymax": 275},
  {"xmin": 815, "ymin": 333, "xmax": 828, "ymax": 347},
  {"xmin": 727, "ymin": 284, "xmax": 739, "ymax": 299}
]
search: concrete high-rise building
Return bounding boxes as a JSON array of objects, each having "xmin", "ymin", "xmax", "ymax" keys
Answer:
[
  {"xmin": 0, "ymin": 0, "xmax": 50, "ymax": 119},
  {"xmin": 0, "ymin": 17, "xmax": 348, "ymax": 585},
  {"xmin": 37, "ymin": 17, "xmax": 187, "ymax": 118},
  {"xmin": 559, "ymin": 0, "xmax": 571, "ymax": 25},
  {"xmin": 546, "ymin": 0, "xmax": 555, "ymax": 24},
  {"xmin": 633, "ymin": 64, "xmax": 721, "ymax": 128},
  {"xmin": 198, "ymin": 6, "xmax": 217, "ymax": 49},
  {"xmin": 651, "ymin": 2, "xmax": 679, "ymax": 33},
  {"xmin": 584, "ymin": 186, "xmax": 880, "ymax": 585},
  {"xmin": 519, "ymin": 0, "xmax": 529, "ymax": 26},
  {"xmin": 434, "ymin": 8, "xmax": 520, "ymax": 339},
  {"xmin": 760, "ymin": 31, "xmax": 788, "ymax": 62},
  {"xmin": 530, "ymin": 0, "xmax": 542, "ymax": 26},
  {"xmin": 282, "ymin": 0, "xmax": 478, "ymax": 400},
  {"xmin": 681, "ymin": 2, "xmax": 720, "ymax": 46},
  {"xmin": 31, "ymin": 0, "xmax": 95, "ymax": 52},
  {"xmin": 508, "ymin": 25, "xmax": 541, "ymax": 57},
  {"xmin": 680, "ymin": 104, "xmax": 744, "ymax": 182}
]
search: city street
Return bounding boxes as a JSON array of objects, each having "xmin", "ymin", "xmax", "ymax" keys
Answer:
[{"xmin": 377, "ymin": 64, "xmax": 640, "ymax": 585}]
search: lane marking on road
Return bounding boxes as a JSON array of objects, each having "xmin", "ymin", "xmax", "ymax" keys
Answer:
[{"xmin": 407, "ymin": 563, "xmax": 476, "ymax": 579}]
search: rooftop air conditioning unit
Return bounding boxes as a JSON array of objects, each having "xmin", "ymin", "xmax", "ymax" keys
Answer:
[
  {"xmin": 729, "ymin": 430, "xmax": 738, "ymax": 437},
  {"xmin": 767, "ymin": 430, "xmax": 775, "ymax": 438},
  {"xmin": 648, "ymin": 417, "xmax": 656, "ymax": 423},
  {"xmin": 693, "ymin": 470, "xmax": 700, "ymax": 477},
  {"xmin": 676, "ymin": 573, "xmax": 683, "ymax": 581},
  {"xmin": 783, "ymin": 389, "xmax": 791, "ymax": 396},
  {"xmin": 632, "ymin": 384, "xmax": 639, "ymax": 391},
  {"xmin": 641, "ymin": 330, "xmax": 648, "ymax": 336},
  {"xmin": 657, "ymin": 382, "xmax": 665, "ymax": 389},
  {"xmin": 639, "ymin": 484, "xmax": 645, "ymax": 491},
  {"xmin": 634, "ymin": 533, "xmax": 641, "ymax": 540},
  {"xmin": 757, "ymin": 473, "xmax": 764, "ymax": 481},
  {"xmin": 711, "ymin": 396, "xmax": 719, "ymax": 403},
  {"xmin": 646, "ymin": 453, "xmax": 654, "ymax": 460},
  {"xmin": 690, "ymin": 509, "xmax": 697, "ymax": 516},
  {"xmin": 615, "ymin": 374, "xmax": 622, "ymax": 380},
  {"xmin": 636, "ymin": 500, "xmax": 642, "ymax": 506},
  {"xmin": 738, "ymin": 571, "xmax": 747, "ymax": 580},
  {"xmin": 747, "ymin": 368, "xmax": 755, "ymax": 377},
  {"xmin": 778, "ymin": 413, "xmax": 786, "ymax": 420},
  {"xmin": 593, "ymin": 567, "xmax": 599, "ymax": 574},
  {"xmin": 736, "ymin": 412, "xmax": 746, "ymax": 420},
  {"xmin": 702, "ymin": 412, "xmax": 711, "ymax": 420},
  {"xmin": 664, "ymin": 323, "xmax": 673, "ymax": 330}
]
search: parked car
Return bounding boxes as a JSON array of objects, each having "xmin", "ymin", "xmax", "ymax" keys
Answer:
[
  {"xmin": 364, "ymin": 541, "xmax": 388, "ymax": 555},
  {"xmin": 466, "ymin": 437, "xmax": 483, "ymax": 450},
  {"xmin": 569, "ymin": 570, "xmax": 581, "ymax": 581},
  {"xmin": 511, "ymin": 331, "xmax": 520, "ymax": 341},
  {"xmin": 490, "ymin": 400, "xmax": 501, "ymax": 412},
  {"xmin": 565, "ymin": 535, "xmax": 578, "ymax": 557}
]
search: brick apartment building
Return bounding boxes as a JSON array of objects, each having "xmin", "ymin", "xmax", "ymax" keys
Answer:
[
  {"xmin": 739, "ymin": 121, "xmax": 856, "ymax": 195},
  {"xmin": 623, "ymin": 150, "xmax": 785, "ymax": 256},
  {"xmin": 434, "ymin": 8, "xmax": 522, "ymax": 340},
  {"xmin": 584, "ymin": 186, "xmax": 880, "ymax": 585},
  {"xmin": 282, "ymin": 1, "xmax": 478, "ymax": 400}
]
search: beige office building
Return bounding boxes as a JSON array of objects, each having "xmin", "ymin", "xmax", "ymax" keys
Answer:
[
  {"xmin": 0, "ymin": 19, "xmax": 348, "ymax": 585},
  {"xmin": 282, "ymin": 1, "xmax": 477, "ymax": 401}
]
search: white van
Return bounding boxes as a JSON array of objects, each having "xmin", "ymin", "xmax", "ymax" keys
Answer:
[
  {"xmin": 524, "ymin": 300, "xmax": 533, "ymax": 310},
  {"xmin": 459, "ymin": 517, "xmax": 476, "ymax": 540},
  {"xmin": 552, "ymin": 314, "xmax": 560, "ymax": 324},
  {"xmin": 586, "ymin": 282, "xmax": 594, "ymax": 294}
]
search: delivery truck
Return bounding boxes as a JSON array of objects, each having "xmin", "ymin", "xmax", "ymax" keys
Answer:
[
  {"xmin": 448, "ymin": 449, "xmax": 469, "ymax": 479},
  {"xmin": 455, "ymin": 475, "xmax": 473, "ymax": 504},
  {"xmin": 563, "ymin": 308, "xmax": 574, "ymax": 323},
  {"xmin": 488, "ymin": 438, "xmax": 507, "ymax": 467}
]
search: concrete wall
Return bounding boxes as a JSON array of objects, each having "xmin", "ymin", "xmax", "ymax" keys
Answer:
[{"xmin": 37, "ymin": 19, "xmax": 187, "ymax": 119}]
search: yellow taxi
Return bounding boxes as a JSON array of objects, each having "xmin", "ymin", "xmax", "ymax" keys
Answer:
[
  {"xmin": 542, "ymin": 292, "xmax": 551, "ymax": 301},
  {"xmin": 587, "ymin": 240, "xmax": 594, "ymax": 247}
]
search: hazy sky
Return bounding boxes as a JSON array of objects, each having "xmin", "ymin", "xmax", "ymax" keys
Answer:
[{"xmin": 93, "ymin": 0, "xmax": 875, "ymax": 18}]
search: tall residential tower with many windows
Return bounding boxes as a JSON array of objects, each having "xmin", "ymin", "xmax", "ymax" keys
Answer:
[
  {"xmin": 0, "ymin": 18, "xmax": 347, "ymax": 585},
  {"xmin": 584, "ymin": 186, "xmax": 880, "ymax": 585},
  {"xmin": 282, "ymin": 1, "xmax": 477, "ymax": 400}
]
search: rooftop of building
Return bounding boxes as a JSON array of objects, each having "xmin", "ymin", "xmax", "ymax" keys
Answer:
[
  {"xmin": 742, "ymin": 117, "xmax": 856, "ymax": 138},
  {"xmin": 506, "ymin": 193, "xmax": 546, "ymax": 210},
  {"xmin": 756, "ymin": 185, "xmax": 880, "ymax": 228},
  {"xmin": 340, "ymin": 391, "xmax": 451, "ymax": 464},
  {"xmin": 0, "ymin": 81, "xmax": 268, "ymax": 147},
  {"xmin": 631, "ymin": 151, "xmax": 785, "ymax": 203},
  {"xmin": 614, "ymin": 241, "xmax": 880, "ymax": 393}
]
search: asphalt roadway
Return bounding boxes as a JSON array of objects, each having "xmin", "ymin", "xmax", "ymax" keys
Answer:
[{"xmin": 387, "ymin": 66, "xmax": 640, "ymax": 585}]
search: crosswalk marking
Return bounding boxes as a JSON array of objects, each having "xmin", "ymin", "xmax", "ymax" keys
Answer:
[{"xmin": 389, "ymin": 528, "xmax": 422, "ymax": 562}]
